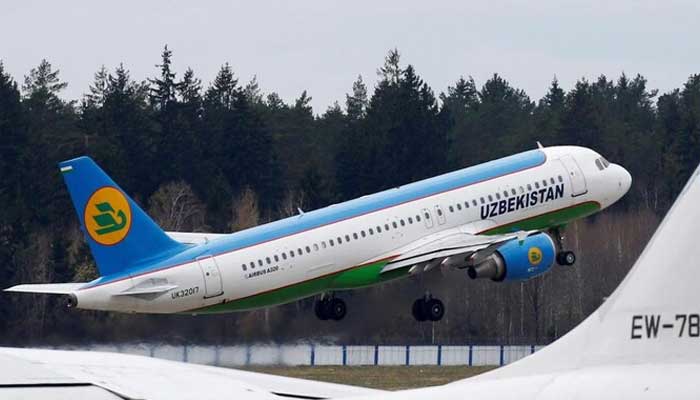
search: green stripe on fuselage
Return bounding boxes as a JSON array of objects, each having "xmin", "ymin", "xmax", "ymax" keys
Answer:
[
  {"xmin": 186, "ymin": 202, "xmax": 600, "ymax": 314},
  {"xmin": 186, "ymin": 259, "xmax": 408, "ymax": 314}
]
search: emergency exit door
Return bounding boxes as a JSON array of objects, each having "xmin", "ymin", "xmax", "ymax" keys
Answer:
[{"xmin": 196, "ymin": 255, "xmax": 224, "ymax": 298}]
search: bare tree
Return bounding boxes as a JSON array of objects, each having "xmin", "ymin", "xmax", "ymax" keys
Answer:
[
  {"xmin": 148, "ymin": 181, "xmax": 207, "ymax": 232},
  {"xmin": 230, "ymin": 187, "xmax": 260, "ymax": 232}
]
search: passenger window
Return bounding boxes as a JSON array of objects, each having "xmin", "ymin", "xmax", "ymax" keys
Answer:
[
  {"xmin": 290, "ymin": 251, "xmax": 295, "ymax": 258},
  {"xmin": 321, "ymin": 241, "xmax": 327, "ymax": 249},
  {"xmin": 464, "ymin": 201, "xmax": 469, "ymax": 209},
  {"xmin": 353, "ymin": 233, "xmax": 359, "ymax": 240},
  {"xmin": 337, "ymin": 236, "xmax": 342, "ymax": 244},
  {"xmin": 535, "ymin": 182, "xmax": 540, "ymax": 189},
  {"xmin": 313, "ymin": 244, "xmax": 319, "ymax": 251},
  {"xmin": 329, "ymin": 239, "xmax": 334, "ymax": 246},
  {"xmin": 282, "ymin": 253, "xmax": 287, "ymax": 260},
  {"xmin": 449, "ymin": 205, "xmax": 454, "ymax": 212},
  {"xmin": 472, "ymin": 199, "xmax": 477, "ymax": 206},
  {"xmin": 456, "ymin": 203, "xmax": 462, "ymax": 210},
  {"xmin": 377, "ymin": 226, "xmax": 382, "ymax": 233},
  {"xmin": 400, "ymin": 219, "xmax": 406, "ymax": 226},
  {"xmin": 266, "ymin": 257, "xmax": 271, "ymax": 264},
  {"xmin": 527, "ymin": 184, "xmax": 532, "ymax": 191},
  {"xmin": 258, "ymin": 259, "xmax": 263, "ymax": 266},
  {"xmin": 424, "ymin": 212, "xmax": 430, "ymax": 219},
  {"xmin": 361, "ymin": 230, "xmax": 366, "ymax": 238},
  {"xmin": 298, "ymin": 248, "xmax": 303, "ymax": 256},
  {"xmin": 242, "ymin": 263, "xmax": 247, "ymax": 271},
  {"xmin": 305, "ymin": 246, "xmax": 311, "ymax": 253},
  {"xmin": 274, "ymin": 255, "xmax": 279, "ymax": 262},
  {"xmin": 488, "ymin": 195, "xmax": 493, "ymax": 202},
  {"xmin": 550, "ymin": 177, "xmax": 556, "ymax": 185},
  {"xmin": 393, "ymin": 221, "xmax": 398, "ymax": 228},
  {"xmin": 345, "ymin": 235, "xmax": 351, "ymax": 241},
  {"xmin": 369, "ymin": 228, "xmax": 374, "ymax": 235},
  {"xmin": 558, "ymin": 175, "xmax": 563, "ymax": 182},
  {"xmin": 385, "ymin": 224, "xmax": 390, "ymax": 230},
  {"xmin": 416, "ymin": 215, "xmax": 421, "ymax": 222},
  {"xmin": 250, "ymin": 262, "xmax": 255, "ymax": 269},
  {"xmin": 480, "ymin": 197, "xmax": 485, "ymax": 204},
  {"xmin": 511, "ymin": 189, "xmax": 517, "ymax": 195},
  {"xmin": 408, "ymin": 217, "xmax": 413, "ymax": 224},
  {"xmin": 519, "ymin": 186, "xmax": 524, "ymax": 193},
  {"xmin": 503, "ymin": 190, "xmax": 508, "ymax": 198},
  {"xmin": 495, "ymin": 193, "xmax": 500, "ymax": 200}
]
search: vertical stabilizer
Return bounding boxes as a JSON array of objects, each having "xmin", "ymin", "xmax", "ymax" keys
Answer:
[{"xmin": 59, "ymin": 157, "xmax": 187, "ymax": 277}]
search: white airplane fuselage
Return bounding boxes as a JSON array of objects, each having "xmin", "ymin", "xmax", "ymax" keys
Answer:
[{"xmin": 51, "ymin": 145, "xmax": 631, "ymax": 314}]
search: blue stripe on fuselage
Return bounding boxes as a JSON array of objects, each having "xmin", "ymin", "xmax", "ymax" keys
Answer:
[{"xmin": 84, "ymin": 149, "xmax": 546, "ymax": 288}]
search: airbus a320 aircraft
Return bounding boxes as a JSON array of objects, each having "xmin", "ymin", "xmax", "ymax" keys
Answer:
[{"xmin": 6, "ymin": 144, "xmax": 630, "ymax": 321}]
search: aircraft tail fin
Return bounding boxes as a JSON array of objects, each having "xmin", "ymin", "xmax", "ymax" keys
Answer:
[
  {"xmin": 470, "ymin": 162, "xmax": 700, "ymax": 379},
  {"xmin": 59, "ymin": 157, "xmax": 187, "ymax": 278}
]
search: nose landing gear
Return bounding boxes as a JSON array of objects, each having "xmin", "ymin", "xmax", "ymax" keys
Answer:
[{"xmin": 552, "ymin": 227, "xmax": 576, "ymax": 266}]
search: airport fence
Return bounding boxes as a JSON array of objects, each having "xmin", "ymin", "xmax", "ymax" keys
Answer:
[{"xmin": 50, "ymin": 344, "xmax": 546, "ymax": 367}]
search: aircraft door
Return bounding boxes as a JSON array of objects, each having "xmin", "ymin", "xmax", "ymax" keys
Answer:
[
  {"xmin": 559, "ymin": 155, "xmax": 588, "ymax": 197},
  {"xmin": 196, "ymin": 255, "xmax": 224, "ymax": 298},
  {"xmin": 434, "ymin": 205, "xmax": 446, "ymax": 225},
  {"xmin": 422, "ymin": 208, "xmax": 434, "ymax": 229}
]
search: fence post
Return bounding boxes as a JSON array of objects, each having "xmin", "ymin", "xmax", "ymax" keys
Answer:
[
  {"xmin": 245, "ymin": 345, "xmax": 252, "ymax": 366},
  {"xmin": 437, "ymin": 345, "xmax": 442, "ymax": 366},
  {"xmin": 183, "ymin": 344, "xmax": 188, "ymax": 363},
  {"xmin": 374, "ymin": 345, "xmax": 379, "ymax": 366},
  {"xmin": 405, "ymin": 345, "xmax": 410, "ymax": 366},
  {"xmin": 499, "ymin": 345, "xmax": 504, "ymax": 366},
  {"xmin": 310, "ymin": 344, "xmax": 315, "ymax": 366},
  {"xmin": 214, "ymin": 345, "xmax": 220, "ymax": 367},
  {"xmin": 149, "ymin": 344, "xmax": 155, "ymax": 358},
  {"xmin": 468, "ymin": 345, "xmax": 473, "ymax": 366},
  {"xmin": 531, "ymin": 345, "xmax": 535, "ymax": 354},
  {"xmin": 342, "ymin": 345, "xmax": 347, "ymax": 366}
]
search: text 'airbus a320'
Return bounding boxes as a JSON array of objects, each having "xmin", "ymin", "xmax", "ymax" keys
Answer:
[{"xmin": 6, "ymin": 144, "xmax": 630, "ymax": 322}]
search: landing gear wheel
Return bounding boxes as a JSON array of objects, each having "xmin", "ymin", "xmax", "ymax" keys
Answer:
[
  {"xmin": 329, "ymin": 298, "xmax": 347, "ymax": 321},
  {"xmin": 314, "ymin": 299, "xmax": 331, "ymax": 320},
  {"xmin": 412, "ymin": 299, "xmax": 427, "ymax": 322},
  {"xmin": 557, "ymin": 251, "xmax": 576, "ymax": 266},
  {"xmin": 426, "ymin": 299, "xmax": 445, "ymax": 321}
]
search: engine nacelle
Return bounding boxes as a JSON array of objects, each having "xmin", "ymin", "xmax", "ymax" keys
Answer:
[{"xmin": 467, "ymin": 233, "xmax": 556, "ymax": 281}]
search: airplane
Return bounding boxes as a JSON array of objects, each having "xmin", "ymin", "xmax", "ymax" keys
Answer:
[
  {"xmin": 6, "ymin": 144, "xmax": 631, "ymax": 321},
  {"xmin": 2, "ymin": 156, "xmax": 696, "ymax": 400}
]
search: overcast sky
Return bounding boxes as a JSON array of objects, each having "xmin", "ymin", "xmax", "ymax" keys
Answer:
[{"xmin": 2, "ymin": 0, "xmax": 699, "ymax": 112}]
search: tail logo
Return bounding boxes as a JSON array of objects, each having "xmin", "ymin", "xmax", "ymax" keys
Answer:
[
  {"xmin": 84, "ymin": 187, "xmax": 132, "ymax": 245},
  {"xmin": 528, "ymin": 247, "xmax": 543, "ymax": 266}
]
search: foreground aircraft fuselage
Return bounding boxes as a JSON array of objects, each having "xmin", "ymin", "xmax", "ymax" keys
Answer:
[{"xmin": 7, "ymin": 145, "xmax": 630, "ymax": 319}]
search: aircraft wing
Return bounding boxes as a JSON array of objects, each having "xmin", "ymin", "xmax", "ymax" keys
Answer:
[
  {"xmin": 0, "ymin": 347, "xmax": 384, "ymax": 400},
  {"xmin": 380, "ymin": 225, "xmax": 529, "ymax": 274},
  {"xmin": 166, "ymin": 231, "xmax": 230, "ymax": 245}
]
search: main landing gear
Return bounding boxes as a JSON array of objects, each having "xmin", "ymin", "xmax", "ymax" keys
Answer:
[
  {"xmin": 551, "ymin": 227, "xmax": 576, "ymax": 266},
  {"xmin": 411, "ymin": 293, "xmax": 444, "ymax": 322},
  {"xmin": 314, "ymin": 295, "xmax": 347, "ymax": 321}
]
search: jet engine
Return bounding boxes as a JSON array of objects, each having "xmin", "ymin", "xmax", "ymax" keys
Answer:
[{"xmin": 467, "ymin": 233, "xmax": 556, "ymax": 281}]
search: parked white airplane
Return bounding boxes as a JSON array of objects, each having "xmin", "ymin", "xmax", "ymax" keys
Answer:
[
  {"xmin": 6, "ymin": 144, "xmax": 630, "ymax": 321},
  {"xmin": 345, "ymin": 154, "xmax": 700, "ymax": 399}
]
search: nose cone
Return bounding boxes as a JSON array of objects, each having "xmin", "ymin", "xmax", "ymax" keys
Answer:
[{"xmin": 618, "ymin": 165, "xmax": 632, "ymax": 195}]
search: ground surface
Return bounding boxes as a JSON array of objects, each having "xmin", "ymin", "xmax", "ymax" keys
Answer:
[{"xmin": 242, "ymin": 365, "xmax": 497, "ymax": 390}]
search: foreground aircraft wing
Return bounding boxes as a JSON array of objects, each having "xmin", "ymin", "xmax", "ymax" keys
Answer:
[
  {"xmin": 166, "ymin": 231, "xmax": 230, "ymax": 245},
  {"xmin": 0, "ymin": 347, "xmax": 384, "ymax": 400},
  {"xmin": 380, "ymin": 226, "xmax": 528, "ymax": 274}
]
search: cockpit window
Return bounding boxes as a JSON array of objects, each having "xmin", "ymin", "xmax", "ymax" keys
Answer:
[
  {"xmin": 595, "ymin": 159, "xmax": 604, "ymax": 171},
  {"xmin": 601, "ymin": 157, "xmax": 610, "ymax": 168}
]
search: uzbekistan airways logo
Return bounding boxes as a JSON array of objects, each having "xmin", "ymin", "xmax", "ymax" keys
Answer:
[
  {"xmin": 84, "ymin": 187, "xmax": 131, "ymax": 245},
  {"xmin": 528, "ymin": 247, "xmax": 543, "ymax": 266}
]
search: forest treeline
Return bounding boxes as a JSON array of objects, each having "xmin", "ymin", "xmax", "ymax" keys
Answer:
[{"xmin": 0, "ymin": 47, "xmax": 699, "ymax": 346}]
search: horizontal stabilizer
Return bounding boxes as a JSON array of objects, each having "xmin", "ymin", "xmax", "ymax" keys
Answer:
[
  {"xmin": 4, "ymin": 283, "xmax": 85, "ymax": 295},
  {"xmin": 166, "ymin": 231, "xmax": 229, "ymax": 245}
]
